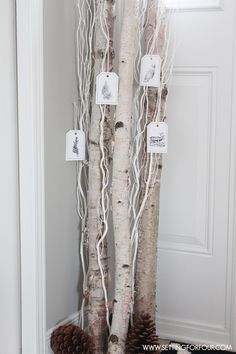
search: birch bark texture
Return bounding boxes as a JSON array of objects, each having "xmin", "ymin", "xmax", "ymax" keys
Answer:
[
  {"xmin": 108, "ymin": 1, "xmax": 138, "ymax": 353},
  {"xmin": 135, "ymin": 0, "xmax": 169, "ymax": 322},
  {"xmin": 87, "ymin": 1, "xmax": 113, "ymax": 352}
]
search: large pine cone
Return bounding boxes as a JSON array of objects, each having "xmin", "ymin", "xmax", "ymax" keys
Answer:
[
  {"xmin": 126, "ymin": 314, "xmax": 159, "ymax": 354},
  {"xmin": 50, "ymin": 324, "xmax": 94, "ymax": 354}
]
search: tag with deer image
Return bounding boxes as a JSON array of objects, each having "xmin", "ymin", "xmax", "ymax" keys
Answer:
[
  {"xmin": 66, "ymin": 130, "xmax": 85, "ymax": 161},
  {"xmin": 96, "ymin": 72, "xmax": 119, "ymax": 105},
  {"xmin": 147, "ymin": 122, "xmax": 168, "ymax": 153},
  {"xmin": 140, "ymin": 55, "xmax": 161, "ymax": 88}
]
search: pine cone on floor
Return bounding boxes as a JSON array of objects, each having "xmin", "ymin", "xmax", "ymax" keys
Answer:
[
  {"xmin": 126, "ymin": 314, "xmax": 159, "ymax": 354},
  {"xmin": 50, "ymin": 324, "xmax": 94, "ymax": 354}
]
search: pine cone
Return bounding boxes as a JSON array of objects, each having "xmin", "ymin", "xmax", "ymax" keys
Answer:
[
  {"xmin": 50, "ymin": 324, "xmax": 94, "ymax": 354},
  {"xmin": 126, "ymin": 314, "xmax": 159, "ymax": 354}
]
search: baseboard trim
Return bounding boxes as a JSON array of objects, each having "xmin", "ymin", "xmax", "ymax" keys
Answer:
[
  {"xmin": 158, "ymin": 317, "xmax": 230, "ymax": 347},
  {"xmin": 46, "ymin": 311, "xmax": 80, "ymax": 354},
  {"xmin": 46, "ymin": 311, "xmax": 231, "ymax": 353}
]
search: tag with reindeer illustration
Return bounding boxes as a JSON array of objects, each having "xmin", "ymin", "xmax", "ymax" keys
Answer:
[
  {"xmin": 140, "ymin": 55, "xmax": 161, "ymax": 87},
  {"xmin": 96, "ymin": 72, "xmax": 119, "ymax": 105},
  {"xmin": 66, "ymin": 130, "xmax": 85, "ymax": 161},
  {"xmin": 147, "ymin": 122, "xmax": 168, "ymax": 153}
]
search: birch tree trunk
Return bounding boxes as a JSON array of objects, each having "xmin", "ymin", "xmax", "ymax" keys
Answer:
[
  {"xmin": 108, "ymin": 1, "xmax": 138, "ymax": 353},
  {"xmin": 87, "ymin": 1, "xmax": 113, "ymax": 352},
  {"xmin": 135, "ymin": 0, "xmax": 168, "ymax": 322}
]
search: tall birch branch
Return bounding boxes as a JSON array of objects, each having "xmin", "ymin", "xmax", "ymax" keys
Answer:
[
  {"xmin": 135, "ymin": 0, "xmax": 169, "ymax": 322},
  {"xmin": 87, "ymin": 1, "xmax": 113, "ymax": 352},
  {"xmin": 108, "ymin": 1, "xmax": 138, "ymax": 353}
]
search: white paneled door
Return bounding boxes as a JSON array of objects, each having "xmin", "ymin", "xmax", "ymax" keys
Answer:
[{"xmin": 158, "ymin": 0, "xmax": 236, "ymax": 348}]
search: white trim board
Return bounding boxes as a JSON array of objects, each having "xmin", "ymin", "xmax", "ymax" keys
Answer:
[
  {"xmin": 16, "ymin": 0, "xmax": 46, "ymax": 353},
  {"xmin": 229, "ymin": 1, "xmax": 236, "ymax": 350},
  {"xmin": 158, "ymin": 316, "xmax": 230, "ymax": 347},
  {"xmin": 165, "ymin": 0, "xmax": 223, "ymax": 11}
]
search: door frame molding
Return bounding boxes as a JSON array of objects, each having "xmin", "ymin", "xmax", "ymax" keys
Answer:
[
  {"xmin": 16, "ymin": 0, "xmax": 46, "ymax": 353},
  {"xmin": 230, "ymin": 2, "xmax": 236, "ymax": 348}
]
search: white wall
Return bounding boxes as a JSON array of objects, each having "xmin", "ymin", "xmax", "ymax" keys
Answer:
[
  {"xmin": 44, "ymin": 0, "xmax": 81, "ymax": 330},
  {"xmin": 0, "ymin": 0, "xmax": 21, "ymax": 353}
]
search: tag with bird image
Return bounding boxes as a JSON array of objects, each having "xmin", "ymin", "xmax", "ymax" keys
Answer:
[
  {"xmin": 65, "ymin": 130, "xmax": 85, "ymax": 161},
  {"xmin": 96, "ymin": 72, "xmax": 119, "ymax": 105},
  {"xmin": 140, "ymin": 55, "xmax": 161, "ymax": 87},
  {"xmin": 147, "ymin": 122, "xmax": 168, "ymax": 153}
]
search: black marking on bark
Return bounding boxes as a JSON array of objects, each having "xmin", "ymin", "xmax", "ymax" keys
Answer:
[
  {"xmin": 111, "ymin": 48, "xmax": 115, "ymax": 59},
  {"xmin": 122, "ymin": 264, "xmax": 129, "ymax": 268},
  {"xmin": 109, "ymin": 334, "xmax": 119, "ymax": 344},
  {"xmin": 125, "ymin": 169, "xmax": 128, "ymax": 173},
  {"xmin": 89, "ymin": 139, "xmax": 99, "ymax": 146},
  {"xmin": 162, "ymin": 85, "xmax": 168, "ymax": 98},
  {"xmin": 114, "ymin": 299, "xmax": 117, "ymax": 303},
  {"xmin": 118, "ymin": 200, "xmax": 122, "ymax": 204},
  {"xmin": 115, "ymin": 121, "xmax": 124, "ymax": 130},
  {"xmin": 158, "ymin": 164, "xmax": 162, "ymax": 169},
  {"xmin": 121, "ymin": 60, "xmax": 125, "ymax": 63},
  {"xmin": 97, "ymin": 48, "xmax": 105, "ymax": 58}
]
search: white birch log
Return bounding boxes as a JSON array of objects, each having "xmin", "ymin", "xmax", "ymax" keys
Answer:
[
  {"xmin": 108, "ymin": 1, "xmax": 138, "ymax": 353},
  {"xmin": 87, "ymin": 1, "xmax": 113, "ymax": 352},
  {"xmin": 135, "ymin": 0, "xmax": 168, "ymax": 322}
]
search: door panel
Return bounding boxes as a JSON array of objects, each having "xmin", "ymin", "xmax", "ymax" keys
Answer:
[{"xmin": 158, "ymin": 0, "xmax": 236, "ymax": 347}]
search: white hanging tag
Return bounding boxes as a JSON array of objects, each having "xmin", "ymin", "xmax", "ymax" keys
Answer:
[
  {"xmin": 147, "ymin": 122, "xmax": 168, "ymax": 153},
  {"xmin": 65, "ymin": 130, "xmax": 85, "ymax": 161},
  {"xmin": 140, "ymin": 55, "xmax": 161, "ymax": 87},
  {"xmin": 96, "ymin": 72, "xmax": 119, "ymax": 105}
]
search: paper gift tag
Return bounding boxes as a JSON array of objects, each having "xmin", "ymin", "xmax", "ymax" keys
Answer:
[
  {"xmin": 147, "ymin": 122, "xmax": 168, "ymax": 153},
  {"xmin": 66, "ymin": 130, "xmax": 85, "ymax": 161},
  {"xmin": 140, "ymin": 55, "xmax": 161, "ymax": 87},
  {"xmin": 96, "ymin": 72, "xmax": 119, "ymax": 105}
]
